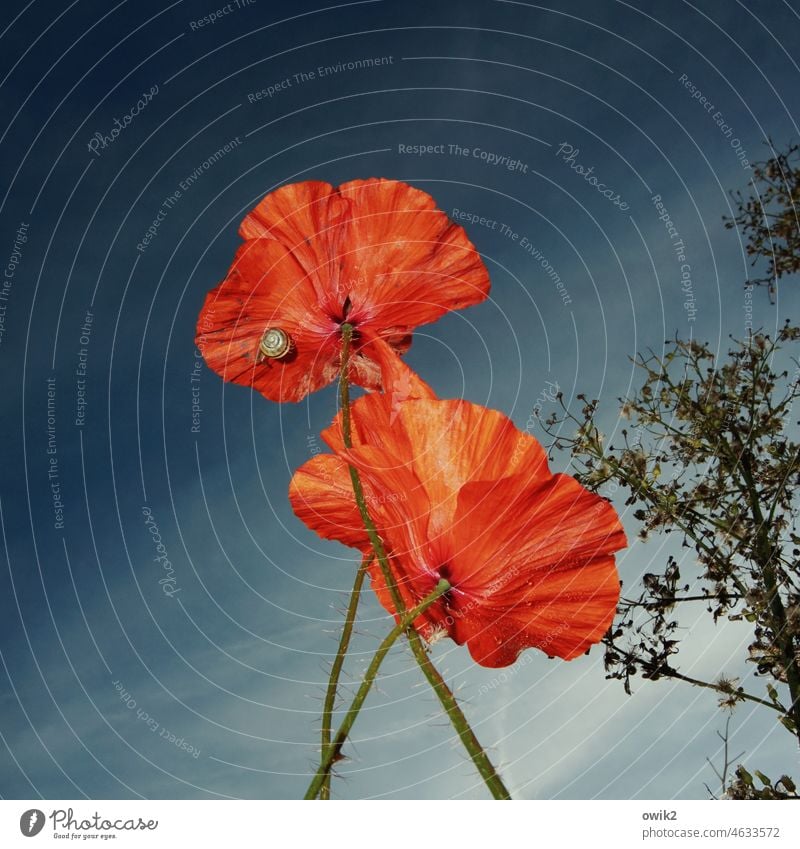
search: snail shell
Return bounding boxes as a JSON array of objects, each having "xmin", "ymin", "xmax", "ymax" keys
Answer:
[{"xmin": 258, "ymin": 327, "xmax": 293, "ymax": 361}]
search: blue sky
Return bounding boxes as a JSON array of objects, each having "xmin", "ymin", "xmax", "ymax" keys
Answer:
[{"xmin": 2, "ymin": 0, "xmax": 800, "ymax": 799}]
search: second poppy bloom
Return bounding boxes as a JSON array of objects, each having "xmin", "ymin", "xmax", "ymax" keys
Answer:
[
  {"xmin": 195, "ymin": 179, "xmax": 490, "ymax": 402},
  {"xmin": 290, "ymin": 393, "xmax": 627, "ymax": 667}
]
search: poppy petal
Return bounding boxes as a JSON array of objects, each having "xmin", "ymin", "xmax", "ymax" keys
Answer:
[
  {"xmin": 359, "ymin": 333, "xmax": 436, "ymax": 400},
  {"xmin": 239, "ymin": 181, "xmax": 349, "ymax": 312},
  {"xmin": 450, "ymin": 473, "xmax": 626, "ymax": 591},
  {"xmin": 323, "ymin": 398, "xmax": 547, "ymax": 501},
  {"xmin": 291, "ymin": 392, "xmax": 627, "ymax": 666},
  {"xmin": 446, "ymin": 474, "xmax": 625, "ymax": 664},
  {"xmin": 289, "ymin": 455, "xmax": 369, "ymax": 550},
  {"xmin": 357, "ymin": 480, "xmax": 447, "ymax": 641},
  {"xmin": 201, "ymin": 179, "xmax": 491, "ymax": 402},
  {"xmin": 457, "ymin": 555, "xmax": 621, "ymax": 666},
  {"xmin": 365, "ymin": 556, "xmax": 442, "ymax": 638},
  {"xmin": 319, "ymin": 356, "xmax": 433, "ymax": 457},
  {"xmin": 392, "ymin": 400, "xmax": 550, "ymax": 533},
  {"xmin": 338, "ymin": 179, "xmax": 490, "ymax": 330},
  {"xmin": 196, "ymin": 239, "xmax": 341, "ymax": 402}
]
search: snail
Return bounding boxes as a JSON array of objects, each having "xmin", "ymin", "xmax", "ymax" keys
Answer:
[{"xmin": 257, "ymin": 327, "xmax": 293, "ymax": 361}]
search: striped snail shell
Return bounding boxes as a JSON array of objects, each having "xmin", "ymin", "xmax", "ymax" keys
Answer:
[{"xmin": 258, "ymin": 327, "xmax": 293, "ymax": 360}]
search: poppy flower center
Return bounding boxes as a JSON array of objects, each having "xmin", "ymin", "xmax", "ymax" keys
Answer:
[
  {"xmin": 436, "ymin": 563, "xmax": 457, "ymax": 598},
  {"xmin": 330, "ymin": 295, "xmax": 358, "ymax": 327}
]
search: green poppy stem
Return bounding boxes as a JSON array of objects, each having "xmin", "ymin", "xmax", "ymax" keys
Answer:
[
  {"xmin": 304, "ymin": 578, "xmax": 452, "ymax": 800},
  {"xmin": 318, "ymin": 558, "xmax": 369, "ymax": 800},
  {"xmin": 331, "ymin": 323, "xmax": 511, "ymax": 800}
]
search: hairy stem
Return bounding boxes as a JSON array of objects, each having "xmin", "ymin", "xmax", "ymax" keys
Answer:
[
  {"xmin": 305, "ymin": 579, "xmax": 451, "ymax": 800},
  {"xmin": 336, "ymin": 323, "xmax": 511, "ymax": 800},
  {"xmin": 318, "ymin": 558, "xmax": 369, "ymax": 800}
]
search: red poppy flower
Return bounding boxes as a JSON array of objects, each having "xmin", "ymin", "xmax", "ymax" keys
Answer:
[
  {"xmin": 289, "ymin": 394, "xmax": 627, "ymax": 667},
  {"xmin": 195, "ymin": 179, "xmax": 490, "ymax": 402}
]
